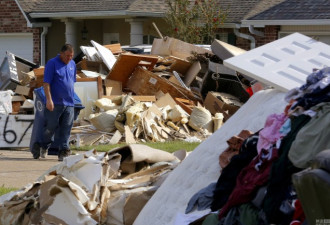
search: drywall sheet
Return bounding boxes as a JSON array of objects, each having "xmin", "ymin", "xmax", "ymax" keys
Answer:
[
  {"xmin": 91, "ymin": 40, "xmax": 116, "ymax": 70},
  {"xmin": 224, "ymin": 33, "xmax": 330, "ymax": 92},
  {"xmin": 134, "ymin": 89, "xmax": 286, "ymax": 225}
]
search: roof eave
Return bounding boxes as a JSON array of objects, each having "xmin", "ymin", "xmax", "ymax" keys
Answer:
[
  {"xmin": 29, "ymin": 10, "xmax": 166, "ymax": 19},
  {"xmin": 242, "ymin": 19, "xmax": 330, "ymax": 26}
]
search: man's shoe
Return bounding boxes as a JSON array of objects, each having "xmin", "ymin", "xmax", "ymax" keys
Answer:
[
  {"xmin": 40, "ymin": 147, "xmax": 47, "ymax": 158},
  {"xmin": 32, "ymin": 143, "xmax": 40, "ymax": 159},
  {"xmin": 58, "ymin": 149, "xmax": 71, "ymax": 161}
]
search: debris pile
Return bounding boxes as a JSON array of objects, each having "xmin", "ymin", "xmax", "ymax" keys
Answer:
[
  {"xmin": 0, "ymin": 144, "xmax": 187, "ymax": 225},
  {"xmin": 0, "ymin": 37, "xmax": 256, "ymax": 148}
]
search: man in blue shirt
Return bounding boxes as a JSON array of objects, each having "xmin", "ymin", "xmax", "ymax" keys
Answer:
[{"xmin": 34, "ymin": 44, "xmax": 76, "ymax": 161}]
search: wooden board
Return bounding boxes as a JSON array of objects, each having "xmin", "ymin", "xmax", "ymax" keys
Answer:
[
  {"xmin": 174, "ymin": 97, "xmax": 195, "ymax": 115},
  {"xmin": 78, "ymin": 58, "xmax": 108, "ymax": 74},
  {"xmin": 15, "ymin": 85, "xmax": 31, "ymax": 96},
  {"xmin": 104, "ymin": 79, "xmax": 122, "ymax": 95},
  {"xmin": 151, "ymin": 37, "xmax": 212, "ymax": 60},
  {"xmin": 33, "ymin": 67, "xmax": 45, "ymax": 77},
  {"xmin": 168, "ymin": 56, "xmax": 192, "ymax": 74},
  {"xmin": 103, "ymin": 43, "xmax": 123, "ymax": 55},
  {"xmin": 127, "ymin": 67, "xmax": 201, "ymax": 103},
  {"xmin": 102, "ymin": 95, "xmax": 156, "ymax": 102},
  {"xmin": 0, "ymin": 114, "xmax": 34, "ymax": 147},
  {"xmin": 183, "ymin": 61, "xmax": 201, "ymax": 86},
  {"xmin": 106, "ymin": 54, "xmax": 159, "ymax": 87}
]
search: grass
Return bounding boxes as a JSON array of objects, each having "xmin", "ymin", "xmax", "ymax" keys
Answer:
[
  {"xmin": 0, "ymin": 186, "xmax": 18, "ymax": 197},
  {"xmin": 71, "ymin": 140, "xmax": 201, "ymax": 154}
]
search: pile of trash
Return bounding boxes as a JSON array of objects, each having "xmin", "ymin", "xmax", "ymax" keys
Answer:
[
  {"xmin": 0, "ymin": 37, "xmax": 256, "ymax": 147},
  {"xmin": 0, "ymin": 144, "xmax": 188, "ymax": 224}
]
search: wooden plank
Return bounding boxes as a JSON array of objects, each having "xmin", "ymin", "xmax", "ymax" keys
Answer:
[
  {"xmin": 0, "ymin": 114, "xmax": 34, "ymax": 147},
  {"xmin": 104, "ymin": 79, "xmax": 122, "ymax": 95},
  {"xmin": 109, "ymin": 130, "xmax": 122, "ymax": 145},
  {"xmin": 151, "ymin": 37, "xmax": 212, "ymax": 60},
  {"xmin": 168, "ymin": 76, "xmax": 182, "ymax": 86},
  {"xmin": 15, "ymin": 85, "xmax": 31, "ymax": 96},
  {"xmin": 124, "ymin": 125, "xmax": 136, "ymax": 144},
  {"xmin": 102, "ymin": 95, "xmax": 156, "ymax": 102},
  {"xmin": 33, "ymin": 67, "xmax": 45, "ymax": 77},
  {"xmin": 78, "ymin": 58, "xmax": 108, "ymax": 73},
  {"xmin": 103, "ymin": 43, "xmax": 123, "ymax": 55},
  {"xmin": 127, "ymin": 67, "xmax": 201, "ymax": 102},
  {"xmin": 168, "ymin": 56, "xmax": 192, "ymax": 74},
  {"xmin": 183, "ymin": 61, "xmax": 201, "ymax": 86},
  {"xmin": 154, "ymin": 93, "xmax": 177, "ymax": 108},
  {"xmin": 12, "ymin": 95, "xmax": 26, "ymax": 102},
  {"xmin": 106, "ymin": 54, "xmax": 159, "ymax": 87},
  {"xmin": 11, "ymin": 101, "xmax": 21, "ymax": 113},
  {"xmin": 174, "ymin": 97, "xmax": 195, "ymax": 115}
]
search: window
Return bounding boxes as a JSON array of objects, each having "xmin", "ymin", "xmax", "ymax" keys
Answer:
[{"xmin": 143, "ymin": 35, "xmax": 156, "ymax": 45}]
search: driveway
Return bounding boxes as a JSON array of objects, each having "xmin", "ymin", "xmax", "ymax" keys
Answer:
[{"xmin": 0, "ymin": 149, "xmax": 60, "ymax": 188}]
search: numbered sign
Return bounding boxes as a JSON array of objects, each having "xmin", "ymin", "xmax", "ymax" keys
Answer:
[{"xmin": 0, "ymin": 115, "xmax": 34, "ymax": 148}]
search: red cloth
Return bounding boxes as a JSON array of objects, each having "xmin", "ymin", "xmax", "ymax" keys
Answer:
[
  {"xmin": 246, "ymin": 87, "xmax": 253, "ymax": 97},
  {"xmin": 219, "ymin": 147, "xmax": 278, "ymax": 219},
  {"xmin": 290, "ymin": 200, "xmax": 305, "ymax": 225}
]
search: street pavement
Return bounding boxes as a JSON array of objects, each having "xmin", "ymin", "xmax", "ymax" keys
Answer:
[{"xmin": 0, "ymin": 149, "xmax": 60, "ymax": 188}]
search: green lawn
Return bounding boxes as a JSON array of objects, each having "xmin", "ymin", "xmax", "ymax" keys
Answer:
[
  {"xmin": 71, "ymin": 140, "xmax": 201, "ymax": 154},
  {"xmin": 0, "ymin": 186, "xmax": 18, "ymax": 197}
]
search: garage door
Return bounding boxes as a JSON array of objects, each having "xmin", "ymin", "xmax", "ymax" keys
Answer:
[{"xmin": 0, "ymin": 33, "xmax": 33, "ymax": 64}]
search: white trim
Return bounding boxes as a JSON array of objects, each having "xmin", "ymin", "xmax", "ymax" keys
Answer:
[
  {"xmin": 14, "ymin": 0, "xmax": 32, "ymax": 27},
  {"xmin": 15, "ymin": 0, "xmax": 51, "ymax": 28},
  {"xmin": 29, "ymin": 11, "xmax": 165, "ymax": 19},
  {"xmin": 242, "ymin": 19, "xmax": 330, "ymax": 26}
]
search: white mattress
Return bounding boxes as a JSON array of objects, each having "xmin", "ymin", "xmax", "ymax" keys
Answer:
[{"xmin": 134, "ymin": 89, "xmax": 287, "ymax": 225}]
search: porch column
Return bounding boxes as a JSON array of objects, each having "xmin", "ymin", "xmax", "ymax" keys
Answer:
[
  {"xmin": 63, "ymin": 19, "xmax": 78, "ymax": 54},
  {"xmin": 125, "ymin": 19, "xmax": 145, "ymax": 46}
]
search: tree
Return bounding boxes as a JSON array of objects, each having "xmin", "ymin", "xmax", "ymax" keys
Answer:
[{"xmin": 165, "ymin": 0, "xmax": 227, "ymax": 44}]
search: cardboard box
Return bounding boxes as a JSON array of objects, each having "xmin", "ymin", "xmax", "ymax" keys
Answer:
[
  {"xmin": 204, "ymin": 91, "xmax": 241, "ymax": 119},
  {"xmin": 127, "ymin": 67, "xmax": 201, "ymax": 103}
]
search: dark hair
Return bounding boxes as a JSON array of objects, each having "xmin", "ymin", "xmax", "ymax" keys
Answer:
[{"xmin": 61, "ymin": 44, "xmax": 74, "ymax": 52}]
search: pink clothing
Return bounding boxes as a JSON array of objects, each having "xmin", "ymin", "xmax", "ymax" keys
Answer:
[{"xmin": 257, "ymin": 113, "xmax": 288, "ymax": 154}]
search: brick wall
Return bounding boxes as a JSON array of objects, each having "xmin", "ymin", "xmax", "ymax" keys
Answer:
[
  {"xmin": 236, "ymin": 26, "xmax": 280, "ymax": 50},
  {"xmin": 0, "ymin": 0, "xmax": 41, "ymax": 64}
]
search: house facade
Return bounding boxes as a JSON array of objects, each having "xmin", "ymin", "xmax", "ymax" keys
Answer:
[
  {"xmin": 1, "ymin": 0, "xmax": 330, "ymax": 65},
  {"xmin": 0, "ymin": 0, "xmax": 41, "ymax": 64}
]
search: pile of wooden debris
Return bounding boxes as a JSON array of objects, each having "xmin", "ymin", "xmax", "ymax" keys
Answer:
[{"xmin": 0, "ymin": 37, "xmax": 259, "ymax": 149}]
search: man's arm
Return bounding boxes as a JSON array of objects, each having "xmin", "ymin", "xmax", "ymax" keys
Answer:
[{"xmin": 43, "ymin": 82, "xmax": 54, "ymax": 111}]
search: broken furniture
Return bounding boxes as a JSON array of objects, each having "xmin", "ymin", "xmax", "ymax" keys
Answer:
[{"xmin": 0, "ymin": 51, "xmax": 37, "ymax": 91}]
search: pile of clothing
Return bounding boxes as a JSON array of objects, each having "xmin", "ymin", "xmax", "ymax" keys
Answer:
[{"xmin": 185, "ymin": 67, "xmax": 330, "ymax": 225}]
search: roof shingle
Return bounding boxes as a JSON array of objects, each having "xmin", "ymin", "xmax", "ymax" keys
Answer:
[
  {"xmin": 18, "ymin": 0, "xmax": 132, "ymax": 13},
  {"xmin": 247, "ymin": 0, "xmax": 330, "ymax": 20}
]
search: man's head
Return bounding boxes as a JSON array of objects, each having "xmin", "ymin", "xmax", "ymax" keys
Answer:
[{"xmin": 59, "ymin": 44, "xmax": 74, "ymax": 64}]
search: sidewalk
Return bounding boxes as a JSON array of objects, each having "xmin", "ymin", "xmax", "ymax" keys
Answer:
[{"xmin": 0, "ymin": 149, "xmax": 60, "ymax": 188}]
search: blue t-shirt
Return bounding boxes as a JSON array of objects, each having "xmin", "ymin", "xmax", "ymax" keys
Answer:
[{"xmin": 43, "ymin": 55, "xmax": 76, "ymax": 106}]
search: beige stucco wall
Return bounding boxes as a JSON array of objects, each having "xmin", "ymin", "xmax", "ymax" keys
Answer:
[
  {"xmin": 45, "ymin": 17, "xmax": 167, "ymax": 61},
  {"xmin": 280, "ymin": 25, "xmax": 330, "ymax": 45}
]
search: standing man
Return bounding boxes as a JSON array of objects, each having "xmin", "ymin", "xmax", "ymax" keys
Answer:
[{"xmin": 34, "ymin": 44, "xmax": 76, "ymax": 161}]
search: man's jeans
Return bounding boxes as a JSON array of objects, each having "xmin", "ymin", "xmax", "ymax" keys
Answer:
[{"xmin": 41, "ymin": 105, "xmax": 74, "ymax": 151}]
